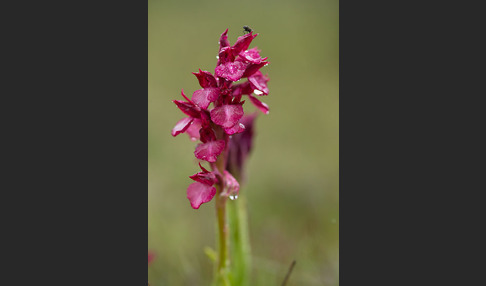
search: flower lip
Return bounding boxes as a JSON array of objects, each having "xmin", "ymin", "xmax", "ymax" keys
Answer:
[
  {"xmin": 194, "ymin": 140, "xmax": 225, "ymax": 162},
  {"xmin": 192, "ymin": 87, "xmax": 220, "ymax": 110},
  {"xmin": 215, "ymin": 61, "xmax": 247, "ymax": 82},
  {"xmin": 210, "ymin": 104, "xmax": 245, "ymax": 129},
  {"xmin": 187, "ymin": 181, "xmax": 216, "ymax": 209}
]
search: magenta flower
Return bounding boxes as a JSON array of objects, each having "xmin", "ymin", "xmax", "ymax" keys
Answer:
[
  {"xmin": 187, "ymin": 163, "xmax": 218, "ymax": 209},
  {"xmin": 172, "ymin": 28, "xmax": 270, "ymax": 209},
  {"xmin": 226, "ymin": 113, "xmax": 257, "ymax": 182},
  {"xmin": 148, "ymin": 251, "xmax": 155, "ymax": 264}
]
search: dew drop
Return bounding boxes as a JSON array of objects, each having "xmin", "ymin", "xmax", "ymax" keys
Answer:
[
  {"xmin": 229, "ymin": 195, "xmax": 238, "ymax": 200},
  {"xmin": 254, "ymin": 90, "xmax": 263, "ymax": 95}
]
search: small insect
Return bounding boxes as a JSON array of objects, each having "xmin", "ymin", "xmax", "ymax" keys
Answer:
[{"xmin": 243, "ymin": 25, "xmax": 253, "ymax": 34}]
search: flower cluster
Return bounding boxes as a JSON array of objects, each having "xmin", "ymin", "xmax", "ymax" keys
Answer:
[{"xmin": 172, "ymin": 28, "xmax": 270, "ymax": 209}]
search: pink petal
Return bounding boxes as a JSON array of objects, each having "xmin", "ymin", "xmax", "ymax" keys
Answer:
[
  {"xmin": 198, "ymin": 162, "xmax": 210, "ymax": 173},
  {"xmin": 173, "ymin": 100, "xmax": 201, "ymax": 118},
  {"xmin": 238, "ymin": 48, "xmax": 263, "ymax": 64},
  {"xmin": 185, "ymin": 118, "xmax": 202, "ymax": 141},
  {"xmin": 210, "ymin": 104, "xmax": 244, "ymax": 128},
  {"xmin": 215, "ymin": 61, "xmax": 247, "ymax": 82},
  {"xmin": 224, "ymin": 122, "xmax": 245, "ymax": 135},
  {"xmin": 192, "ymin": 69, "xmax": 217, "ymax": 88},
  {"xmin": 231, "ymin": 81, "xmax": 254, "ymax": 96},
  {"xmin": 189, "ymin": 169, "xmax": 217, "ymax": 186},
  {"xmin": 194, "ymin": 140, "xmax": 225, "ymax": 162},
  {"xmin": 242, "ymin": 61, "xmax": 268, "ymax": 78},
  {"xmin": 232, "ymin": 33, "xmax": 257, "ymax": 56},
  {"xmin": 171, "ymin": 117, "xmax": 194, "ymax": 137},
  {"xmin": 248, "ymin": 71, "xmax": 269, "ymax": 95},
  {"xmin": 248, "ymin": 94, "xmax": 269, "ymax": 114},
  {"xmin": 219, "ymin": 29, "xmax": 230, "ymax": 50},
  {"xmin": 218, "ymin": 46, "xmax": 235, "ymax": 65},
  {"xmin": 180, "ymin": 89, "xmax": 193, "ymax": 103},
  {"xmin": 222, "ymin": 170, "xmax": 240, "ymax": 198},
  {"xmin": 192, "ymin": 87, "xmax": 220, "ymax": 109},
  {"xmin": 187, "ymin": 182, "xmax": 216, "ymax": 209}
]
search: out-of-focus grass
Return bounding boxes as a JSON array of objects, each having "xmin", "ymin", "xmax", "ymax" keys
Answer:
[{"xmin": 148, "ymin": 0, "xmax": 338, "ymax": 285}]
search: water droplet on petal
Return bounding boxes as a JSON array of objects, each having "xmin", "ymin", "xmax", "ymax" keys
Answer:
[{"xmin": 254, "ymin": 90, "xmax": 263, "ymax": 95}]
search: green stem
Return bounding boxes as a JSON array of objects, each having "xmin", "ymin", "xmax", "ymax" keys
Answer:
[
  {"xmin": 228, "ymin": 192, "xmax": 251, "ymax": 286},
  {"xmin": 212, "ymin": 152, "xmax": 230, "ymax": 286},
  {"xmin": 215, "ymin": 191, "xmax": 230, "ymax": 286}
]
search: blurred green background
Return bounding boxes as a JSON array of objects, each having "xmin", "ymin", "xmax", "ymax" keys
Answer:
[{"xmin": 148, "ymin": 0, "xmax": 338, "ymax": 285}]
